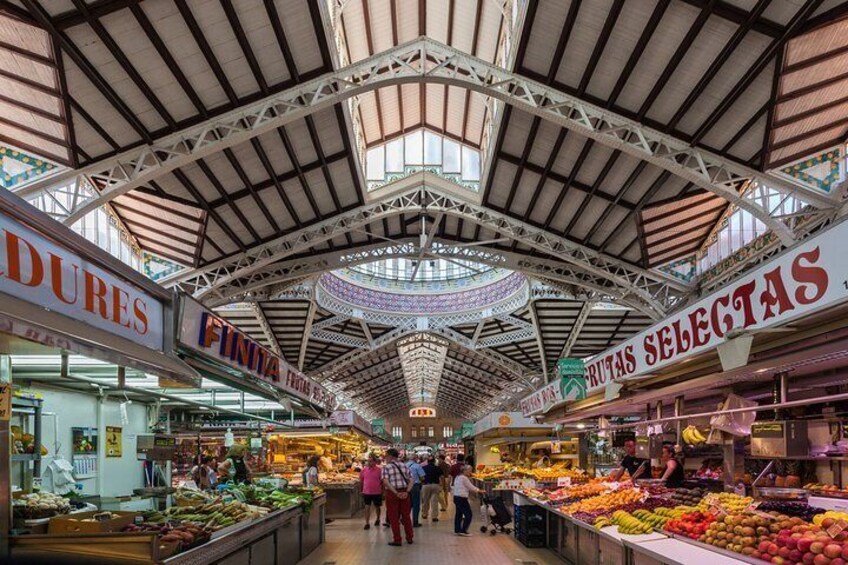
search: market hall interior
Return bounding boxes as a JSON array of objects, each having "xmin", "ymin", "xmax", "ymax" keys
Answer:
[{"xmin": 3, "ymin": 0, "xmax": 848, "ymax": 564}]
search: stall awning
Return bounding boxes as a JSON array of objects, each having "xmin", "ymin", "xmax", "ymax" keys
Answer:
[{"xmin": 0, "ymin": 291, "xmax": 198, "ymax": 385}]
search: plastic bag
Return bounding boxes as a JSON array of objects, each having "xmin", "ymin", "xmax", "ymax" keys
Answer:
[{"xmin": 710, "ymin": 394, "xmax": 758, "ymax": 436}]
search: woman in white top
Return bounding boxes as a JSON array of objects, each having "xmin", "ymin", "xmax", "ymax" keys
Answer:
[
  {"xmin": 304, "ymin": 455, "xmax": 320, "ymax": 487},
  {"xmin": 452, "ymin": 465, "xmax": 484, "ymax": 536}
]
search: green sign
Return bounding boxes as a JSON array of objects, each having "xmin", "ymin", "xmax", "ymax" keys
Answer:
[
  {"xmin": 460, "ymin": 421, "xmax": 474, "ymax": 438},
  {"xmin": 557, "ymin": 358, "xmax": 585, "ymax": 377},
  {"xmin": 371, "ymin": 418, "xmax": 385, "ymax": 436},
  {"xmin": 558, "ymin": 359, "xmax": 586, "ymax": 402}
]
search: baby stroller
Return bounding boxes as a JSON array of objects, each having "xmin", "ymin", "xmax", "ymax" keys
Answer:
[{"xmin": 480, "ymin": 495, "xmax": 512, "ymax": 535}]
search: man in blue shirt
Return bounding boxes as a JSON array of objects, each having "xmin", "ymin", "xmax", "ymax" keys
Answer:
[{"xmin": 405, "ymin": 453, "xmax": 426, "ymax": 527}]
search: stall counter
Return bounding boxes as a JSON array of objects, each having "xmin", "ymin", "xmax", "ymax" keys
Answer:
[{"xmin": 10, "ymin": 495, "xmax": 326, "ymax": 565}]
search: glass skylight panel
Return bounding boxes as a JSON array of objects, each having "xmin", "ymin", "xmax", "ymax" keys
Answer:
[
  {"xmin": 365, "ymin": 128, "xmax": 481, "ymax": 192},
  {"xmin": 386, "ymin": 138, "xmax": 404, "ymax": 172},
  {"xmin": 424, "ymin": 131, "xmax": 442, "ymax": 165},
  {"xmin": 405, "ymin": 131, "xmax": 423, "ymax": 164},
  {"xmin": 461, "ymin": 146, "xmax": 481, "ymax": 181},
  {"xmin": 443, "ymin": 139, "xmax": 461, "ymax": 173},
  {"xmin": 366, "ymin": 146, "xmax": 385, "ymax": 180}
]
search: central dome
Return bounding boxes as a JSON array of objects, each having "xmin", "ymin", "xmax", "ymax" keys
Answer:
[{"xmin": 315, "ymin": 256, "xmax": 529, "ymax": 326}]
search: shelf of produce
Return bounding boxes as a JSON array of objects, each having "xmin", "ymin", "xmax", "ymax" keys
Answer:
[
  {"xmin": 626, "ymin": 536, "xmax": 756, "ymax": 565},
  {"xmin": 163, "ymin": 504, "xmax": 305, "ymax": 565},
  {"xmin": 10, "ymin": 497, "xmax": 326, "ymax": 565}
]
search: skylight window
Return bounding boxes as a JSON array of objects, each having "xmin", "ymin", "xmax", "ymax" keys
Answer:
[
  {"xmin": 365, "ymin": 129, "xmax": 481, "ymax": 192},
  {"xmin": 350, "ymin": 256, "xmax": 490, "ymax": 282}
]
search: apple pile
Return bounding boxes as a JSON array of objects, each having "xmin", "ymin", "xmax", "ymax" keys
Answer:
[
  {"xmin": 758, "ymin": 517, "xmax": 848, "ymax": 565},
  {"xmin": 701, "ymin": 511, "xmax": 848, "ymax": 565},
  {"xmin": 664, "ymin": 510, "xmax": 716, "ymax": 539}
]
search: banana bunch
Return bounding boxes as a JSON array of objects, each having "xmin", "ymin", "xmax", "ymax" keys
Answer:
[
  {"xmin": 632, "ymin": 509, "xmax": 669, "ymax": 529},
  {"xmin": 654, "ymin": 506, "xmax": 695, "ymax": 518},
  {"xmin": 611, "ymin": 510, "xmax": 654, "ymax": 535},
  {"xmin": 594, "ymin": 516, "xmax": 612, "ymax": 530},
  {"xmin": 682, "ymin": 425, "xmax": 706, "ymax": 445}
]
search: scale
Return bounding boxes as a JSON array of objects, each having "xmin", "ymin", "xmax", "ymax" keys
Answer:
[
  {"xmin": 136, "ymin": 433, "xmax": 178, "ymax": 491},
  {"xmin": 750, "ymin": 421, "xmax": 808, "ymax": 458}
]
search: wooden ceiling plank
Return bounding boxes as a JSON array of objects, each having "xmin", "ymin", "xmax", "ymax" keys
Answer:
[
  {"xmin": 130, "ymin": 4, "xmax": 206, "ymax": 118},
  {"xmin": 690, "ymin": 0, "xmax": 823, "ymax": 148},
  {"xmin": 69, "ymin": 0, "xmax": 175, "ymax": 129}
]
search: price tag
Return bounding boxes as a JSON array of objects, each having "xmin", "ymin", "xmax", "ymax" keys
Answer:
[
  {"xmin": 557, "ymin": 477, "xmax": 572, "ymax": 487},
  {"xmin": 827, "ymin": 519, "xmax": 848, "ymax": 539},
  {"xmin": 745, "ymin": 501, "xmax": 761, "ymax": 512},
  {"xmin": 708, "ymin": 502, "xmax": 727, "ymax": 520}
]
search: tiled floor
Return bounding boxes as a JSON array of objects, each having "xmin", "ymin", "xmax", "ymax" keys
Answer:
[{"xmin": 299, "ymin": 500, "xmax": 556, "ymax": 564}]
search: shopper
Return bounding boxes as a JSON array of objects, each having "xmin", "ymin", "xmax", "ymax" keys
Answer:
[
  {"xmin": 610, "ymin": 438, "xmax": 648, "ymax": 481},
  {"xmin": 452, "ymin": 464, "xmax": 484, "ymax": 536},
  {"xmin": 420, "ymin": 456, "xmax": 443, "ymax": 522},
  {"xmin": 437, "ymin": 454, "xmax": 450, "ymax": 511},
  {"xmin": 382, "ymin": 448, "xmax": 414, "ymax": 546},
  {"xmin": 304, "ymin": 455, "xmax": 321, "ymax": 487},
  {"xmin": 223, "ymin": 445, "xmax": 251, "ymax": 484},
  {"xmin": 660, "ymin": 445, "xmax": 685, "ymax": 488},
  {"xmin": 360, "ymin": 455, "xmax": 383, "ymax": 530},
  {"xmin": 205, "ymin": 457, "xmax": 218, "ymax": 490},
  {"xmin": 449, "ymin": 453, "xmax": 465, "ymax": 483},
  {"xmin": 406, "ymin": 453, "xmax": 426, "ymax": 527}
]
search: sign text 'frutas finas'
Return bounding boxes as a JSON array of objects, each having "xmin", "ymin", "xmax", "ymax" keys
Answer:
[
  {"xmin": 584, "ymin": 219, "xmax": 848, "ymax": 396},
  {"xmin": 189, "ymin": 304, "xmax": 335, "ymax": 411},
  {"xmin": 0, "ymin": 213, "xmax": 163, "ymax": 350}
]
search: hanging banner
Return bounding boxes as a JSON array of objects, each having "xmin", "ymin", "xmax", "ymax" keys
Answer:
[
  {"xmin": 371, "ymin": 418, "xmax": 385, "ymax": 436},
  {"xmin": 521, "ymin": 359, "xmax": 587, "ymax": 416},
  {"xmin": 105, "ymin": 426, "xmax": 122, "ymax": 457},
  {"xmin": 520, "ymin": 379, "xmax": 563, "ymax": 416},
  {"xmin": 584, "ymin": 218, "xmax": 848, "ymax": 398},
  {"xmin": 177, "ymin": 297, "xmax": 336, "ymax": 411},
  {"xmin": 0, "ymin": 211, "xmax": 164, "ymax": 351},
  {"xmin": 558, "ymin": 358, "xmax": 587, "ymax": 402}
]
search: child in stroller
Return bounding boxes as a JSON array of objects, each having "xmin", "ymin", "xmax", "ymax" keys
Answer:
[{"xmin": 480, "ymin": 495, "xmax": 512, "ymax": 535}]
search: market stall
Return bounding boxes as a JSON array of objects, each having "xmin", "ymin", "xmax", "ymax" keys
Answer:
[
  {"xmin": 500, "ymin": 215, "xmax": 848, "ymax": 564},
  {"xmin": 0, "ymin": 191, "xmax": 329, "ymax": 564},
  {"xmin": 266, "ymin": 410, "xmax": 372, "ymax": 518}
]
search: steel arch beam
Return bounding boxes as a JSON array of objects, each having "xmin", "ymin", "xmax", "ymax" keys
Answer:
[
  {"xmin": 205, "ymin": 237, "xmax": 664, "ymax": 318},
  {"xmin": 164, "ymin": 181, "xmax": 683, "ymax": 317},
  {"xmin": 16, "ymin": 38, "xmax": 831, "ymax": 241}
]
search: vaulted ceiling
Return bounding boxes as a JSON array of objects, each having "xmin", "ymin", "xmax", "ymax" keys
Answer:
[{"xmin": 4, "ymin": 0, "xmax": 846, "ymax": 419}]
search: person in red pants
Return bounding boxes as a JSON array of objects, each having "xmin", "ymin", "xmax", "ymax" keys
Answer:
[{"xmin": 381, "ymin": 448, "xmax": 414, "ymax": 546}]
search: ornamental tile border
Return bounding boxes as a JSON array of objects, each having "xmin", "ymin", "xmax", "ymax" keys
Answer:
[{"xmin": 318, "ymin": 271, "xmax": 526, "ymax": 315}]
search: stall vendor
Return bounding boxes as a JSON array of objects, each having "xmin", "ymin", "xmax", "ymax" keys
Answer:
[
  {"xmin": 317, "ymin": 447, "xmax": 334, "ymax": 471},
  {"xmin": 609, "ymin": 438, "xmax": 647, "ymax": 481},
  {"xmin": 659, "ymin": 444, "xmax": 685, "ymax": 487},
  {"xmin": 222, "ymin": 445, "xmax": 251, "ymax": 484}
]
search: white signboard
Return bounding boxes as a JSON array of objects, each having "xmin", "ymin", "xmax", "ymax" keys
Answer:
[
  {"xmin": 178, "ymin": 298, "xmax": 336, "ymax": 411},
  {"xmin": 472, "ymin": 412, "xmax": 551, "ymax": 436},
  {"xmin": 585, "ymin": 218, "xmax": 848, "ymax": 397},
  {"xmin": 520, "ymin": 379, "xmax": 563, "ymax": 416},
  {"xmin": 0, "ymin": 212, "xmax": 164, "ymax": 350},
  {"xmin": 330, "ymin": 410, "xmax": 373, "ymax": 435}
]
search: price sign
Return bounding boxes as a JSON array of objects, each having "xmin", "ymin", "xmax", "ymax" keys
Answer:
[
  {"xmin": 745, "ymin": 501, "xmax": 761, "ymax": 512},
  {"xmin": 551, "ymin": 441, "xmax": 562, "ymax": 454},
  {"xmin": 827, "ymin": 519, "xmax": 848, "ymax": 539},
  {"xmin": 557, "ymin": 477, "xmax": 572, "ymax": 487},
  {"xmin": 0, "ymin": 384, "xmax": 11, "ymax": 421}
]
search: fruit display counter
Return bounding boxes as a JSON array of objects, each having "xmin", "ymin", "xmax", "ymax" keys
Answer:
[{"xmin": 511, "ymin": 477, "xmax": 848, "ymax": 565}]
